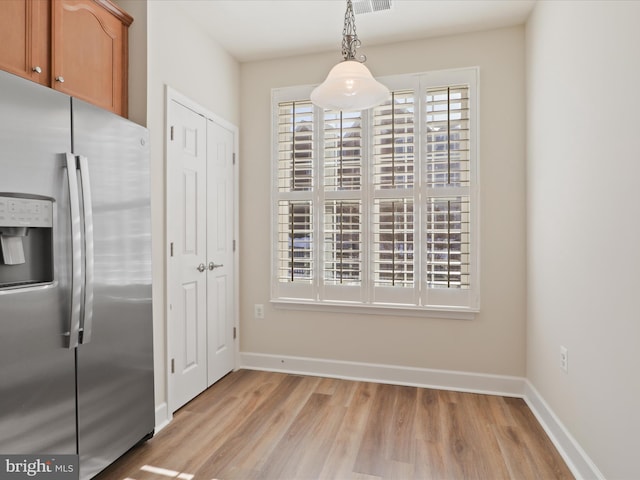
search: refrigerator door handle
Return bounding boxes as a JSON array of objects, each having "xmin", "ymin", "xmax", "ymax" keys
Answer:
[
  {"xmin": 65, "ymin": 153, "xmax": 82, "ymax": 349},
  {"xmin": 78, "ymin": 155, "xmax": 94, "ymax": 344}
]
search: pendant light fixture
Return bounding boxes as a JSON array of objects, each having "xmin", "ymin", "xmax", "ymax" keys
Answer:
[{"xmin": 310, "ymin": 0, "xmax": 390, "ymax": 111}]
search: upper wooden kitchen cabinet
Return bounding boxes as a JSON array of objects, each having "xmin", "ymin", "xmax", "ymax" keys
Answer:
[
  {"xmin": 0, "ymin": 0, "xmax": 132, "ymax": 117},
  {"xmin": 52, "ymin": 0, "xmax": 132, "ymax": 116},
  {"xmin": 0, "ymin": 0, "xmax": 51, "ymax": 86}
]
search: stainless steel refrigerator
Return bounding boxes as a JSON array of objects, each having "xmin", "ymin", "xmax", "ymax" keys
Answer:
[{"xmin": 0, "ymin": 70, "xmax": 154, "ymax": 479}]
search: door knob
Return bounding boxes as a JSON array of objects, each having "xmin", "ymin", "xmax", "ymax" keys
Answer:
[
  {"xmin": 197, "ymin": 263, "xmax": 206, "ymax": 272},
  {"xmin": 208, "ymin": 262, "xmax": 224, "ymax": 270}
]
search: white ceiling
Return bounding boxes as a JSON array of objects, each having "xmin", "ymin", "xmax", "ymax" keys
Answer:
[{"xmin": 178, "ymin": 0, "xmax": 536, "ymax": 63}]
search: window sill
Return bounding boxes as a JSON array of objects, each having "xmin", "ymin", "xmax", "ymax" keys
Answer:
[{"xmin": 271, "ymin": 299, "xmax": 478, "ymax": 320}]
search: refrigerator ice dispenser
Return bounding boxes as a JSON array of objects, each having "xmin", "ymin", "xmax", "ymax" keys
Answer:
[{"xmin": 0, "ymin": 195, "xmax": 53, "ymax": 288}]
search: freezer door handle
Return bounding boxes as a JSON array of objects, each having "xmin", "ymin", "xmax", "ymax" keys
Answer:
[
  {"xmin": 65, "ymin": 153, "xmax": 82, "ymax": 349},
  {"xmin": 78, "ymin": 155, "xmax": 94, "ymax": 344}
]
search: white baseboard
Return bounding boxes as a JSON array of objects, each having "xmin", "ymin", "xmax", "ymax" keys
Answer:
[
  {"xmin": 154, "ymin": 402, "xmax": 171, "ymax": 434},
  {"xmin": 239, "ymin": 352, "xmax": 525, "ymax": 398},
  {"xmin": 523, "ymin": 381, "xmax": 605, "ymax": 480},
  {"xmin": 239, "ymin": 352, "xmax": 602, "ymax": 480}
]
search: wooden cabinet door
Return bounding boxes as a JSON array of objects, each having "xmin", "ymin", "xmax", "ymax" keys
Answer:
[
  {"xmin": 0, "ymin": 0, "xmax": 50, "ymax": 86},
  {"xmin": 51, "ymin": 0, "xmax": 131, "ymax": 116}
]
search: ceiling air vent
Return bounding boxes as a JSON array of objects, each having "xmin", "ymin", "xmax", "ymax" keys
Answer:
[{"xmin": 352, "ymin": 0, "xmax": 393, "ymax": 15}]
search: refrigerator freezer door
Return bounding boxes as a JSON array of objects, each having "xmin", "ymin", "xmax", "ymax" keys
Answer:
[
  {"xmin": 72, "ymin": 99, "xmax": 154, "ymax": 480},
  {"xmin": 0, "ymin": 71, "xmax": 77, "ymax": 454}
]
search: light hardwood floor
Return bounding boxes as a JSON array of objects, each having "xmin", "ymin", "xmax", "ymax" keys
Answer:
[{"xmin": 96, "ymin": 369, "xmax": 574, "ymax": 480}]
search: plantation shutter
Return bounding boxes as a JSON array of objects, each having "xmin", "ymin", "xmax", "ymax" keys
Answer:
[
  {"xmin": 273, "ymin": 99, "xmax": 316, "ymax": 300},
  {"xmin": 271, "ymin": 68, "xmax": 478, "ymax": 313},
  {"xmin": 323, "ymin": 200, "xmax": 362, "ymax": 285},
  {"xmin": 422, "ymin": 73, "xmax": 477, "ymax": 309},
  {"xmin": 371, "ymin": 90, "xmax": 417, "ymax": 305},
  {"xmin": 322, "ymin": 109, "xmax": 365, "ymax": 301}
]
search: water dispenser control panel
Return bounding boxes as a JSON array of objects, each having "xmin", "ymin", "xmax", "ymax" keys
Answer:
[
  {"xmin": 0, "ymin": 196, "xmax": 53, "ymax": 228},
  {"xmin": 0, "ymin": 195, "xmax": 54, "ymax": 287}
]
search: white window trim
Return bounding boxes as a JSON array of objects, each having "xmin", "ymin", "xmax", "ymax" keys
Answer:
[
  {"xmin": 272, "ymin": 299, "xmax": 477, "ymax": 320},
  {"xmin": 271, "ymin": 67, "xmax": 480, "ymax": 319}
]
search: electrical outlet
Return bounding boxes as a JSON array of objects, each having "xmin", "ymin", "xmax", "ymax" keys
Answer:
[
  {"xmin": 254, "ymin": 304, "xmax": 265, "ymax": 319},
  {"xmin": 560, "ymin": 345, "xmax": 568, "ymax": 373}
]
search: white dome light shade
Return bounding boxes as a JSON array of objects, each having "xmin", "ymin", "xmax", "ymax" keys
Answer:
[{"xmin": 310, "ymin": 60, "xmax": 390, "ymax": 111}]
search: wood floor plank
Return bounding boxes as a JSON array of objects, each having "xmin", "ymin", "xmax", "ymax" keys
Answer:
[
  {"xmin": 195, "ymin": 374, "xmax": 320, "ymax": 479},
  {"xmin": 258, "ymin": 392, "xmax": 332, "ymax": 478},
  {"xmin": 482, "ymin": 393, "xmax": 519, "ymax": 427},
  {"xmin": 352, "ymin": 383, "xmax": 400, "ymax": 477},
  {"xmin": 388, "ymin": 385, "xmax": 417, "ymax": 464},
  {"xmin": 440, "ymin": 398, "xmax": 479, "ymax": 479},
  {"xmin": 413, "ymin": 437, "xmax": 449, "ymax": 479},
  {"xmin": 317, "ymin": 381, "xmax": 378, "ymax": 480},
  {"xmin": 415, "ymin": 388, "xmax": 442, "ymax": 444},
  {"xmin": 326, "ymin": 377, "xmax": 359, "ymax": 407},
  {"xmin": 459, "ymin": 393, "xmax": 512, "ymax": 479},
  {"xmin": 96, "ymin": 370, "xmax": 574, "ymax": 480},
  {"xmin": 166, "ymin": 371, "xmax": 286, "ymax": 476},
  {"xmin": 439, "ymin": 393, "xmax": 512, "ymax": 480},
  {"xmin": 493, "ymin": 424, "xmax": 542, "ymax": 479},
  {"xmin": 98, "ymin": 371, "xmax": 287, "ymax": 480},
  {"xmin": 262, "ymin": 392, "xmax": 347, "ymax": 479},
  {"xmin": 292, "ymin": 402, "xmax": 348, "ymax": 478},
  {"xmin": 503, "ymin": 397, "xmax": 574, "ymax": 480},
  {"xmin": 350, "ymin": 474, "xmax": 383, "ymax": 480}
]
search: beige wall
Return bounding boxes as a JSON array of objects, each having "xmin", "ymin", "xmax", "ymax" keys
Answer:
[
  {"xmin": 143, "ymin": 1, "xmax": 240, "ymax": 409},
  {"xmin": 239, "ymin": 26, "xmax": 527, "ymax": 376},
  {"xmin": 526, "ymin": 2, "xmax": 640, "ymax": 478}
]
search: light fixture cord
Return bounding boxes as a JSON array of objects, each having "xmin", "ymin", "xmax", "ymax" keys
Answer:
[{"xmin": 341, "ymin": 0, "xmax": 366, "ymax": 62}]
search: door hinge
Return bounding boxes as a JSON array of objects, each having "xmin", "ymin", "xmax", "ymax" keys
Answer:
[
  {"xmin": 233, "ymin": 239, "xmax": 236, "ymax": 252},
  {"xmin": 233, "ymin": 327, "xmax": 237, "ymax": 340},
  {"xmin": 232, "ymin": 152, "xmax": 236, "ymax": 165},
  {"xmin": 170, "ymin": 242, "xmax": 174, "ymax": 257},
  {"xmin": 171, "ymin": 358, "xmax": 175, "ymax": 374},
  {"xmin": 170, "ymin": 126, "xmax": 175, "ymax": 141}
]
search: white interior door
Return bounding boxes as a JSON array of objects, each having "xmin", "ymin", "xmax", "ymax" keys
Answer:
[
  {"xmin": 167, "ymin": 99, "xmax": 208, "ymax": 412},
  {"xmin": 206, "ymin": 119, "xmax": 236, "ymax": 385},
  {"xmin": 167, "ymin": 90, "xmax": 239, "ymax": 416}
]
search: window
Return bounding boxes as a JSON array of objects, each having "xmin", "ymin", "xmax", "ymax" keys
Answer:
[{"xmin": 271, "ymin": 69, "xmax": 479, "ymax": 316}]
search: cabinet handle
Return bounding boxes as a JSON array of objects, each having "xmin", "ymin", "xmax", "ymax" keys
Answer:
[
  {"xmin": 56, "ymin": 76, "xmax": 65, "ymax": 83},
  {"xmin": 32, "ymin": 66, "xmax": 42, "ymax": 74}
]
